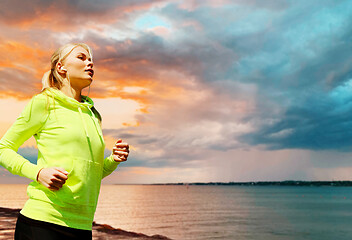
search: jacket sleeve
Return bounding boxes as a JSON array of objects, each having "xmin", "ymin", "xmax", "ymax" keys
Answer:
[
  {"xmin": 0, "ymin": 94, "xmax": 49, "ymax": 182},
  {"xmin": 102, "ymin": 154, "xmax": 120, "ymax": 179}
]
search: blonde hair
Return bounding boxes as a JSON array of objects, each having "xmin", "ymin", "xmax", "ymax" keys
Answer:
[{"xmin": 41, "ymin": 43, "xmax": 93, "ymax": 90}]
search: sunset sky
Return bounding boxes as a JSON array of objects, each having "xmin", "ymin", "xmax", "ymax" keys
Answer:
[{"xmin": 1, "ymin": 0, "xmax": 352, "ymax": 184}]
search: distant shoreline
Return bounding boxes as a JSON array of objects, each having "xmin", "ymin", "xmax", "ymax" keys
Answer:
[
  {"xmin": 147, "ymin": 181, "xmax": 352, "ymax": 187},
  {"xmin": 1, "ymin": 181, "xmax": 352, "ymax": 187}
]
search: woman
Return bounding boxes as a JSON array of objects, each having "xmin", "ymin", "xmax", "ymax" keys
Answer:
[{"xmin": 0, "ymin": 43, "xmax": 129, "ymax": 239}]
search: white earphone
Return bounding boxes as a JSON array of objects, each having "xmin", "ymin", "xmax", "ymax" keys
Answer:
[{"xmin": 60, "ymin": 66, "xmax": 67, "ymax": 71}]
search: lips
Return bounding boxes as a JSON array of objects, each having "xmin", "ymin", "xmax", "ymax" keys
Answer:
[{"xmin": 85, "ymin": 69, "xmax": 94, "ymax": 77}]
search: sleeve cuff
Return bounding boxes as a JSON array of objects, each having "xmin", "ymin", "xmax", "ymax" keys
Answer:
[
  {"xmin": 21, "ymin": 161, "xmax": 43, "ymax": 182},
  {"xmin": 104, "ymin": 154, "xmax": 121, "ymax": 170}
]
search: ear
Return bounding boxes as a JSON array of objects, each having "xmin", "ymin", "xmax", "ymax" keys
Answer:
[{"xmin": 56, "ymin": 62, "xmax": 66, "ymax": 74}]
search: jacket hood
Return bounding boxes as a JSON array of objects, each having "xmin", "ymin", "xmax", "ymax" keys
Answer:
[
  {"xmin": 42, "ymin": 87, "xmax": 105, "ymax": 150},
  {"xmin": 43, "ymin": 87, "xmax": 94, "ymax": 109}
]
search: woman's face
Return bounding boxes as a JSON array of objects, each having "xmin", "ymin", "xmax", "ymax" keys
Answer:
[{"xmin": 60, "ymin": 46, "xmax": 94, "ymax": 89}]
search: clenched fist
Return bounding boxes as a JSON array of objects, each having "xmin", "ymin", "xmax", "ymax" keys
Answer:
[
  {"xmin": 112, "ymin": 139, "xmax": 129, "ymax": 162},
  {"xmin": 36, "ymin": 167, "xmax": 68, "ymax": 191}
]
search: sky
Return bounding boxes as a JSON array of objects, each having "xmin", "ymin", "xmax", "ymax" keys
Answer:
[{"xmin": 1, "ymin": 0, "xmax": 352, "ymax": 184}]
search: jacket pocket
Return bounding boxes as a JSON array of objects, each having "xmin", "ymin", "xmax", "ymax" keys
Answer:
[{"xmin": 52, "ymin": 157, "xmax": 103, "ymax": 207}]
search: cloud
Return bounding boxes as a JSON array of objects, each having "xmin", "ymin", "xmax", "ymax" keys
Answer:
[
  {"xmin": 0, "ymin": 0, "xmax": 164, "ymax": 30},
  {"xmin": 204, "ymin": 1, "xmax": 352, "ymax": 151},
  {"xmin": 240, "ymin": 78, "xmax": 352, "ymax": 151},
  {"xmin": 0, "ymin": 68, "xmax": 39, "ymax": 98},
  {"xmin": 101, "ymin": 77, "xmax": 255, "ymax": 171}
]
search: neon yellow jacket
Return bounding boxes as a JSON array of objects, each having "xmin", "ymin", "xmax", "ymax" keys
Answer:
[{"xmin": 0, "ymin": 87, "xmax": 120, "ymax": 230}]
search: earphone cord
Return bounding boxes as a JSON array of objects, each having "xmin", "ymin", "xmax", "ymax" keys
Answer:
[
  {"xmin": 87, "ymin": 85, "xmax": 91, "ymax": 99},
  {"xmin": 67, "ymin": 71, "xmax": 74, "ymax": 99}
]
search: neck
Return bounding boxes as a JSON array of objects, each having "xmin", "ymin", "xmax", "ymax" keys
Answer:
[{"xmin": 60, "ymin": 83, "xmax": 82, "ymax": 102}]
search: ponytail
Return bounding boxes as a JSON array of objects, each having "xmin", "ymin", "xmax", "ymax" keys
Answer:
[{"xmin": 41, "ymin": 70, "xmax": 52, "ymax": 91}]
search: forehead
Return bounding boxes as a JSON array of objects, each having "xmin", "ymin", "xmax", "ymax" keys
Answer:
[{"xmin": 70, "ymin": 46, "xmax": 91, "ymax": 57}]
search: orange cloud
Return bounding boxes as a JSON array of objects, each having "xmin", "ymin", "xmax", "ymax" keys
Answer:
[
  {"xmin": 0, "ymin": 40, "xmax": 52, "ymax": 99},
  {"xmin": 0, "ymin": 41, "xmax": 48, "ymax": 69}
]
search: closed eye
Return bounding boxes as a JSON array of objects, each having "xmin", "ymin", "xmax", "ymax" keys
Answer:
[{"xmin": 77, "ymin": 53, "xmax": 92, "ymax": 62}]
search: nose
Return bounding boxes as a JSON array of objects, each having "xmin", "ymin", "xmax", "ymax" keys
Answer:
[{"xmin": 87, "ymin": 60, "xmax": 93, "ymax": 68}]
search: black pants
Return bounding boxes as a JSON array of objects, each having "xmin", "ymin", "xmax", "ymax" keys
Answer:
[{"xmin": 14, "ymin": 213, "xmax": 92, "ymax": 240}]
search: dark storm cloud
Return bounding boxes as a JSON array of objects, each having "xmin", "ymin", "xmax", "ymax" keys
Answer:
[{"xmin": 155, "ymin": 0, "xmax": 352, "ymax": 151}]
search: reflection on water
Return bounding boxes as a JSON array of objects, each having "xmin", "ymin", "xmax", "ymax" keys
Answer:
[
  {"xmin": 1, "ymin": 184, "xmax": 352, "ymax": 240},
  {"xmin": 95, "ymin": 185, "xmax": 254, "ymax": 239}
]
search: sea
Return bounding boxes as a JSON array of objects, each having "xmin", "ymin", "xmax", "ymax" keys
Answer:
[{"xmin": 0, "ymin": 184, "xmax": 351, "ymax": 240}]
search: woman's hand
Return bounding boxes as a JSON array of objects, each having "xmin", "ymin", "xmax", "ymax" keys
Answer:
[
  {"xmin": 36, "ymin": 167, "xmax": 68, "ymax": 191},
  {"xmin": 112, "ymin": 139, "xmax": 129, "ymax": 162}
]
